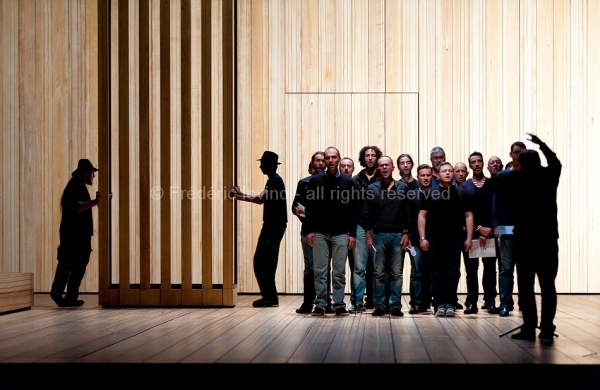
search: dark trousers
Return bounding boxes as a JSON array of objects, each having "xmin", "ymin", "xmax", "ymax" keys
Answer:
[
  {"xmin": 407, "ymin": 246, "xmax": 431, "ymax": 309},
  {"xmin": 253, "ymin": 222, "xmax": 286, "ymax": 303},
  {"xmin": 365, "ymin": 251, "xmax": 374, "ymax": 306},
  {"xmin": 348, "ymin": 250, "xmax": 355, "ymax": 305},
  {"xmin": 514, "ymin": 238, "xmax": 559, "ymax": 334},
  {"xmin": 429, "ymin": 238, "xmax": 462, "ymax": 306},
  {"xmin": 463, "ymin": 252, "xmax": 499, "ymax": 306},
  {"xmin": 52, "ymin": 238, "xmax": 92, "ymax": 301}
]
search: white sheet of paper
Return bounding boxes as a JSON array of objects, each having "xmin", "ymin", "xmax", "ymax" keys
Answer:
[
  {"xmin": 468, "ymin": 238, "xmax": 496, "ymax": 258},
  {"xmin": 497, "ymin": 225, "xmax": 514, "ymax": 236}
]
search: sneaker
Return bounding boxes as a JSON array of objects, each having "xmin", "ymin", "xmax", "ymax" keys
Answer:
[
  {"xmin": 435, "ymin": 305, "xmax": 446, "ymax": 317},
  {"xmin": 371, "ymin": 307, "xmax": 386, "ymax": 316},
  {"xmin": 295, "ymin": 305, "xmax": 313, "ymax": 314},
  {"xmin": 325, "ymin": 305, "xmax": 335, "ymax": 314},
  {"xmin": 348, "ymin": 304, "xmax": 365, "ymax": 314},
  {"xmin": 335, "ymin": 307, "xmax": 349, "ymax": 316},
  {"xmin": 408, "ymin": 306, "xmax": 419, "ymax": 314},
  {"xmin": 390, "ymin": 308, "xmax": 404, "ymax": 317},
  {"xmin": 445, "ymin": 304, "xmax": 455, "ymax": 317},
  {"xmin": 311, "ymin": 307, "xmax": 325, "ymax": 316}
]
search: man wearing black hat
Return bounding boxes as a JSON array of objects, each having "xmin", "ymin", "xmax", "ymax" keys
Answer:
[
  {"xmin": 51, "ymin": 159, "xmax": 109, "ymax": 307},
  {"xmin": 229, "ymin": 151, "xmax": 287, "ymax": 307}
]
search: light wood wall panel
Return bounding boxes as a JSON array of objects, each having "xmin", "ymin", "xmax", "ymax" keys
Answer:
[
  {"xmin": 2, "ymin": 0, "xmax": 600, "ymax": 298},
  {"xmin": 237, "ymin": 0, "xmax": 600, "ymax": 295}
]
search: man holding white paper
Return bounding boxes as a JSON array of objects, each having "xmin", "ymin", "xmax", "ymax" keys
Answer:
[{"xmin": 459, "ymin": 152, "xmax": 500, "ymax": 315}]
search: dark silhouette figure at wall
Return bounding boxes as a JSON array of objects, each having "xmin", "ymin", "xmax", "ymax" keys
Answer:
[
  {"xmin": 229, "ymin": 151, "xmax": 287, "ymax": 307},
  {"xmin": 51, "ymin": 159, "xmax": 110, "ymax": 307}
]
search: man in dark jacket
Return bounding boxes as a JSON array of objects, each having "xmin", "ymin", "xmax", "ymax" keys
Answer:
[
  {"xmin": 305, "ymin": 147, "xmax": 358, "ymax": 316},
  {"xmin": 484, "ymin": 134, "xmax": 562, "ymax": 345}
]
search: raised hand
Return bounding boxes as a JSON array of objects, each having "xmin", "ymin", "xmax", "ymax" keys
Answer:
[{"xmin": 526, "ymin": 133, "xmax": 543, "ymax": 145}]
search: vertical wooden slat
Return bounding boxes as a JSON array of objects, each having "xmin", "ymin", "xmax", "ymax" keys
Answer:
[
  {"xmin": 97, "ymin": 0, "xmax": 117, "ymax": 305},
  {"xmin": 138, "ymin": 0, "xmax": 153, "ymax": 302},
  {"xmin": 180, "ymin": 0, "xmax": 196, "ymax": 303},
  {"xmin": 159, "ymin": 0, "xmax": 177, "ymax": 305},
  {"xmin": 118, "ymin": 0, "xmax": 136, "ymax": 304},
  {"xmin": 200, "ymin": 0, "xmax": 215, "ymax": 303},
  {"xmin": 222, "ymin": 0, "xmax": 236, "ymax": 305}
]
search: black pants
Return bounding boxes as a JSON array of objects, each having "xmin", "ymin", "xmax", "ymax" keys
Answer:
[
  {"xmin": 52, "ymin": 238, "xmax": 92, "ymax": 301},
  {"xmin": 514, "ymin": 238, "xmax": 559, "ymax": 334},
  {"xmin": 253, "ymin": 222, "xmax": 287, "ymax": 303},
  {"xmin": 429, "ymin": 238, "xmax": 462, "ymax": 307},
  {"xmin": 463, "ymin": 252, "xmax": 499, "ymax": 306}
]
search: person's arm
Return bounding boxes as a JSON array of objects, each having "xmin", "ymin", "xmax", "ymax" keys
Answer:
[
  {"xmin": 291, "ymin": 181, "xmax": 306, "ymax": 220},
  {"xmin": 464, "ymin": 211, "xmax": 474, "ymax": 251},
  {"xmin": 528, "ymin": 133, "xmax": 561, "ymax": 169},
  {"xmin": 229, "ymin": 185, "xmax": 266, "ymax": 204},
  {"xmin": 418, "ymin": 209, "xmax": 428, "ymax": 251},
  {"xmin": 76, "ymin": 190, "xmax": 109, "ymax": 212}
]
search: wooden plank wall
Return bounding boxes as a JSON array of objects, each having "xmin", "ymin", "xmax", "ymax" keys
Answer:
[{"xmin": 0, "ymin": 0, "xmax": 599, "ymax": 300}]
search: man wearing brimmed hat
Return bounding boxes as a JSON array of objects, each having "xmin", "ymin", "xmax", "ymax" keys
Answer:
[
  {"xmin": 51, "ymin": 158, "xmax": 109, "ymax": 307},
  {"xmin": 229, "ymin": 151, "xmax": 287, "ymax": 307}
]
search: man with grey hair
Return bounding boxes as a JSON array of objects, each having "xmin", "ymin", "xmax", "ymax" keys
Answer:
[{"xmin": 430, "ymin": 146, "xmax": 446, "ymax": 187}]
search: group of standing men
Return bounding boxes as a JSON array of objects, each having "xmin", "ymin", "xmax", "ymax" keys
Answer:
[{"xmin": 231, "ymin": 133, "xmax": 561, "ymax": 345}]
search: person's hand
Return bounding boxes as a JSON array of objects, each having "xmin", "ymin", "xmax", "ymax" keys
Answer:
[
  {"xmin": 347, "ymin": 236, "xmax": 356, "ymax": 250},
  {"xmin": 228, "ymin": 186, "xmax": 240, "ymax": 199},
  {"xmin": 306, "ymin": 233, "xmax": 315, "ymax": 247},
  {"xmin": 478, "ymin": 226, "xmax": 492, "ymax": 238},
  {"xmin": 527, "ymin": 133, "xmax": 543, "ymax": 145}
]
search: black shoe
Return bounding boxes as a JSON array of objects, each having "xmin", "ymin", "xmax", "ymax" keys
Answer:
[
  {"xmin": 371, "ymin": 307, "xmax": 386, "ymax": 316},
  {"xmin": 325, "ymin": 305, "xmax": 335, "ymax": 314},
  {"xmin": 311, "ymin": 307, "xmax": 325, "ymax": 316},
  {"xmin": 390, "ymin": 308, "xmax": 404, "ymax": 317},
  {"xmin": 511, "ymin": 330, "xmax": 536, "ymax": 342},
  {"xmin": 408, "ymin": 306, "xmax": 419, "ymax": 314},
  {"xmin": 252, "ymin": 299, "xmax": 265, "ymax": 307},
  {"xmin": 50, "ymin": 293, "xmax": 66, "ymax": 307},
  {"xmin": 335, "ymin": 307, "xmax": 349, "ymax": 316},
  {"xmin": 487, "ymin": 304, "xmax": 499, "ymax": 314},
  {"xmin": 499, "ymin": 307, "xmax": 510, "ymax": 317},
  {"xmin": 464, "ymin": 303, "xmax": 478, "ymax": 314},
  {"xmin": 365, "ymin": 301, "xmax": 375, "ymax": 309},
  {"xmin": 454, "ymin": 302, "xmax": 463, "ymax": 310},
  {"xmin": 63, "ymin": 299, "xmax": 84, "ymax": 307},
  {"xmin": 295, "ymin": 305, "xmax": 313, "ymax": 314},
  {"xmin": 253, "ymin": 298, "xmax": 279, "ymax": 307},
  {"xmin": 482, "ymin": 303, "xmax": 488, "ymax": 310},
  {"xmin": 419, "ymin": 305, "xmax": 431, "ymax": 313},
  {"xmin": 538, "ymin": 330, "xmax": 557, "ymax": 346}
]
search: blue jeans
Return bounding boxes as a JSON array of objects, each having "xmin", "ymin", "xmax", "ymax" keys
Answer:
[
  {"xmin": 407, "ymin": 244, "xmax": 431, "ymax": 308},
  {"xmin": 372, "ymin": 232, "xmax": 404, "ymax": 310},
  {"xmin": 498, "ymin": 235, "xmax": 515, "ymax": 310},
  {"xmin": 352, "ymin": 225, "xmax": 369, "ymax": 306},
  {"xmin": 312, "ymin": 232, "xmax": 348, "ymax": 309}
]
